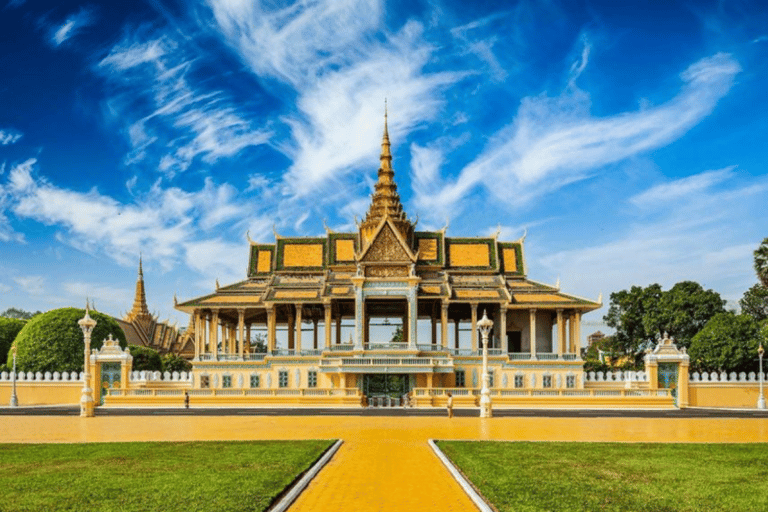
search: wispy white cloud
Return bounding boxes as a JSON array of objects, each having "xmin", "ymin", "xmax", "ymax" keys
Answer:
[
  {"xmin": 413, "ymin": 52, "xmax": 742, "ymax": 223},
  {"xmin": 62, "ymin": 281, "xmax": 132, "ymax": 309},
  {"xmin": 450, "ymin": 13, "xmax": 509, "ymax": 83},
  {"xmin": 629, "ymin": 166, "xmax": 735, "ymax": 208},
  {"xmin": 98, "ymin": 32, "xmax": 271, "ymax": 177},
  {"xmin": 204, "ymin": 0, "xmax": 463, "ymax": 198},
  {"xmin": 13, "ymin": 275, "xmax": 45, "ymax": 295},
  {"xmin": 0, "ymin": 283, "xmax": 11, "ymax": 293},
  {"xmin": 538, "ymin": 174, "xmax": 768, "ymax": 317},
  {"xmin": 50, "ymin": 8, "xmax": 95, "ymax": 46},
  {"xmin": 0, "ymin": 129, "xmax": 22, "ymax": 145},
  {"xmin": 3, "ymin": 158, "xmax": 268, "ymax": 280}
]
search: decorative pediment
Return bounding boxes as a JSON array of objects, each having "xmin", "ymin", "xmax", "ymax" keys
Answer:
[{"xmin": 359, "ymin": 217, "xmax": 417, "ymax": 263}]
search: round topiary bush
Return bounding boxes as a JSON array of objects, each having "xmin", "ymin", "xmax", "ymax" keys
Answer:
[
  {"xmin": 0, "ymin": 317, "xmax": 26, "ymax": 363},
  {"xmin": 10, "ymin": 308, "xmax": 127, "ymax": 373}
]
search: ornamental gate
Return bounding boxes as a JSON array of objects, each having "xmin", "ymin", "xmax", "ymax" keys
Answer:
[
  {"xmin": 658, "ymin": 362, "xmax": 678, "ymax": 405},
  {"xmin": 99, "ymin": 362, "xmax": 121, "ymax": 405}
]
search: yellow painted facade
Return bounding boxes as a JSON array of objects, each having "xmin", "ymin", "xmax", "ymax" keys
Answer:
[
  {"xmin": 257, "ymin": 250, "xmax": 272, "ymax": 272},
  {"xmin": 335, "ymin": 239, "xmax": 355, "ymax": 261}
]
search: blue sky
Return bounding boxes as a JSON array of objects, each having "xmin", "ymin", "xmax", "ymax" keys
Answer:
[{"xmin": 1, "ymin": 0, "xmax": 766, "ymax": 338}]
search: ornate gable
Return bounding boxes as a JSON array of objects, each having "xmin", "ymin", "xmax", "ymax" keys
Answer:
[{"xmin": 360, "ymin": 218, "xmax": 416, "ymax": 263}]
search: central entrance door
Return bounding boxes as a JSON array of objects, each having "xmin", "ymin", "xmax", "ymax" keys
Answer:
[{"xmin": 364, "ymin": 374, "xmax": 409, "ymax": 407}]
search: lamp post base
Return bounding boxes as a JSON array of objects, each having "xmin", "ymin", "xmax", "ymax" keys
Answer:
[
  {"xmin": 758, "ymin": 394, "xmax": 766, "ymax": 410},
  {"xmin": 80, "ymin": 387, "xmax": 95, "ymax": 418},
  {"xmin": 9, "ymin": 395, "xmax": 18, "ymax": 407},
  {"xmin": 479, "ymin": 392, "xmax": 493, "ymax": 418}
]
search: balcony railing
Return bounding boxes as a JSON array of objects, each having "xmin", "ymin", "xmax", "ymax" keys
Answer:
[
  {"xmin": 365, "ymin": 342, "xmax": 410, "ymax": 351},
  {"xmin": 326, "ymin": 344, "xmax": 355, "ymax": 352},
  {"xmin": 508, "ymin": 352, "xmax": 531, "ymax": 360}
]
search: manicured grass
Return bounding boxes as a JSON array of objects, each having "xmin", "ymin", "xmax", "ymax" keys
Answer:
[
  {"xmin": 0, "ymin": 440, "xmax": 333, "ymax": 512},
  {"xmin": 438, "ymin": 441, "xmax": 768, "ymax": 512}
]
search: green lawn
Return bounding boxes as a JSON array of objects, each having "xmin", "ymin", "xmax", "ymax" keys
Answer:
[
  {"xmin": 438, "ymin": 441, "xmax": 768, "ymax": 512},
  {"xmin": 0, "ymin": 440, "xmax": 334, "ymax": 512}
]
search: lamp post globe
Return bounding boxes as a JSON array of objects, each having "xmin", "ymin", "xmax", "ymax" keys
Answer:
[
  {"xmin": 477, "ymin": 309, "xmax": 494, "ymax": 418},
  {"xmin": 9, "ymin": 345, "xmax": 18, "ymax": 407},
  {"xmin": 758, "ymin": 344, "xmax": 765, "ymax": 410},
  {"xmin": 78, "ymin": 302, "xmax": 97, "ymax": 418}
]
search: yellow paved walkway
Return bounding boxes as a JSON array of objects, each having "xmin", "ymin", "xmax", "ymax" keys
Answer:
[{"xmin": 1, "ymin": 415, "xmax": 767, "ymax": 511}]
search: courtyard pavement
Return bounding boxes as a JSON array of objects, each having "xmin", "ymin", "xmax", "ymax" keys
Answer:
[{"xmin": 1, "ymin": 409, "xmax": 767, "ymax": 510}]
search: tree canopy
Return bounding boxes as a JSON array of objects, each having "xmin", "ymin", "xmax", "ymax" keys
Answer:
[
  {"xmin": 1, "ymin": 308, "xmax": 41, "ymax": 320},
  {"xmin": 604, "ymin": 281, "xmax": 726, "ymax": 363},
  {"xmin": 10, "ymin": 308, "xmax": 127, "ymax": 373},
  {"xmin": 128, "ymin": 345, "xmax": 163, "ymax": 372},
  {"xmin": 755, "ymin": 237, "xmax": 768, "ymax": 287},
  {"xmin": 688, "ymin": 312, "xmax": 763, "ymax": 373},
  {"xmin": 740, "ymin": 284, "xmax": 768, "ymax": 322}
]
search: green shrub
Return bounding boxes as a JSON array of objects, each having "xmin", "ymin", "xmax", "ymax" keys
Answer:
[
  {"xmin": 161, "ymin": 353, "xmax": 192, "ymax": 373},
  {"xmin": 0, "ymin": 317, "xmax": 26, "ymax": 363},
  {"xmin": 128, "ymin": 345, "xmax": 163, "ymax": 372},
  {"xmin": 11, "ymin": 308, "xmax": 126, "ymax": 373}
]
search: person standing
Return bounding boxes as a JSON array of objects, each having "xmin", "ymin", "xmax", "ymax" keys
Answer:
[
  {"xmin": 446, "ymin": 392, "xmax": 454, "ymax": 418},
  {"xmin": 184, "ymin": 390, "xmax": 190, "ymax": 409}
]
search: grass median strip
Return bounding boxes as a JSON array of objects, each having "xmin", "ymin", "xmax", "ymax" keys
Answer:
[
  {"xmin": 437, "ymin": 441, "xmax": 768, "ymax": 512},
  {"xmin": 0, "ymin": 440, "xmax": 334, "ymax": 512}
]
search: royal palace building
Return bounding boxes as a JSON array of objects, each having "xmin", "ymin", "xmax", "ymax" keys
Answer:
[{"xmin": 174, "ymin": 113, "xmax": 601, "ymax": 407}]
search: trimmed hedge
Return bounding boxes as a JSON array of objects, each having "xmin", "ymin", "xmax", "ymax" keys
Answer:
[{"xmin": 10, "ymin": 308, "xmax": 126, "ymax": 373}]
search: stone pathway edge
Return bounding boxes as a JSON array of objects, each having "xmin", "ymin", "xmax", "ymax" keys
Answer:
[
  {"xmin": 270, "ymin": 439, "xmax": 343, "ymax": 512},
  {"xmin": 428, "ymin": 439, "xmax": 494, "ymax": 512}
]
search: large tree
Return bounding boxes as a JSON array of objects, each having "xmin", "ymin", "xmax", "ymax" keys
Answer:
[
  {"xmin": 755, "ymin": 237, "xmax": 768, "ymax": 287},
  {"xmin": 1, "ymin": 308, "xmax": 41, "ymax": 320},
  {"xmin": 604, "ymin": 284, "xmax": 663, "ymax": 359},
  {"xmin": 642, "ymin": 281, "xmax": 726, "ymax": 348},
  {"xmin": 688, "ymin": 312, "xmax": 762, "ymax": 373},
  {"xmin": 11, "ymin": 308, "xmax": 126, "ymax": 373},
  {"xmin": 740, "ymin": 284, "xmax": 768, "ymax": 322}
]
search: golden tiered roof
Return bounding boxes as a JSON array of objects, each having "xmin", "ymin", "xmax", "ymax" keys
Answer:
[{"xmin": 359, "ymin": 105, "xmax": 414, "ymax": 248}]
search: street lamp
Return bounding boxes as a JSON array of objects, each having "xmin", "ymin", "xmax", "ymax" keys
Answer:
[
  {"xmin": 9, "ymin": 345, "xmax": 18, "ymax": 407},
  {"xmin": 78, "ymin": 302, "xmax": 97, "ymax": 418},
  {"xmin": 758, "ymin": 344, "xmax": 765, "ymax": 410},
  {"xmin": 477, "ymin": 309, "xmax": 494, "ymax": 418}
]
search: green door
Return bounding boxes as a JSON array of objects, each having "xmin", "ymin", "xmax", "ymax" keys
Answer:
[
  {"xmin": 100, "ymin": 362, "xmax": 121, "ymax": 405},
  {"xmin": 364, "ymin": 374, "xmax": 409, "ymax": 405},
  {"xmin": 658, "ymin": 363, "xmax": 678, "ymax": 406}
]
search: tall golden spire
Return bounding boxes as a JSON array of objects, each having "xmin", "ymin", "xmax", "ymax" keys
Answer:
[
  {"xmin": 359, "ymin": 101, "xmax": 414, "ymax": 247},
  {"xmin": 125, "ymin": 255, "xmax": 150, "ymax": 322}
]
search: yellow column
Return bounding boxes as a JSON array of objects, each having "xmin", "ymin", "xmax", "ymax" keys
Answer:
[
  {"xmin": 324, "ymin": 303, "xmax": 332, "ymax": 349},
  {"xmin": 678, "ymin": 360, "xmax": 690, "ymax": 408},
  {"xmin": 454, "ymin": 319, "xmax": 460, "ymax": 350},
  {"xmin": 193, "ymin": 310, "xmax": 201, "ymax": 360},
  {"xmin": 427, "ymin": 373, "xmax": 434, "ymax": 389},
  {"xmin": 529, "ymin": 308, "xmax": 537, "ymax": 360},
  {"xmin": 211, "ymin": 310, "xmax": 219, "ymax": 361},
  {"xmin": 295, "ymin": 304, "xmax": 302, "ymax": 352},
  {"xmin": 266, "ymin": 306, "xmax": 276, "ymax": 352},
  {"xmin": 237, "ymin": 309, "xmax": 245, "ymax": 360},
  {"xmin": 556, "ymin": 309, "xmax": 565, "ymax": 357},
  {"xmin": 574, "ymin": 312, "xmax": 582, "ymax": 357},
  {"xmin": 647, "ymin": 361, "xmax": 659, "ymax": 390},
  {"xmin": 500, "ymin": 305, "xmax": 507, "ymax": 353},
  {"xmin": 470, "ymin": 303, "xmax": 478, "ymax": 352},
  {"xmin": 245, "ymin": 323, "xmax": 251, "ymax": 354},
  {"xmin": 441, "ymin": 302, "xmax": 449, "ymax": 348},
  {"xmin": 288, "ymin": 307, "xmax": 295, "ymax": 350}
]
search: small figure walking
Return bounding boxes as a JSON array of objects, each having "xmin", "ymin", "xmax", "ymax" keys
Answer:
[
  {"xmin": 184, "ymin": 390, "xmax": 190, "ymax": 409},
  {"xmin": 446, "ymin": 392, "xmax": 454, "ymax": 418}
]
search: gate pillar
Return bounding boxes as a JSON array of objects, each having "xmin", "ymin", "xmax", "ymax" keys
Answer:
[
  {"xmin": 644, "ymin": 333, "xmax": 689, "ymax": 408},
  {"xmin": 92, "ymin": 334, "xmax": 133, "ymax": 405}
]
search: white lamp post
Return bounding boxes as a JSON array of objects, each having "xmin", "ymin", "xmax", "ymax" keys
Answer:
[
  {"xmin": 758, "ymin": 343, "xmax": 765, "ymax": 410},
  {"xmin": 78, "ymin": 302, "xmax": 97, "ymax": 418},
  {"xmin": 477, "ymin": 310, "xmax": 494, "ymax": 418},
  {"xmin": 9, "ymin": 345, "xmax": 18, "ymax": 407}
]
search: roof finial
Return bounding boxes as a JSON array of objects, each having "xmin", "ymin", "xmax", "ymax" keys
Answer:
[{"xmin": 138, "ymin": 253, "xmax": 143, "ymax": 278}]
